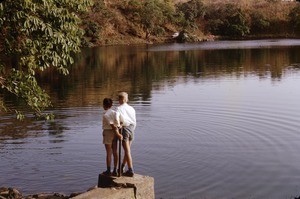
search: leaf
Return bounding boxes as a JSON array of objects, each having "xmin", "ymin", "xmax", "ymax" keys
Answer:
[{"xmin": 0, "ymin": 0, "xmax": 92, "ymax": 119}]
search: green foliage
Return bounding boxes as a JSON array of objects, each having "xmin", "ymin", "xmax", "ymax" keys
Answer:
[
  {"xmin": 289, "ymin": 4, "xmax": 300, "ymax": 34},
  {"xmin": 85, "ymin": 21, "xmax": 101, "ymax": 41},
  {"xmin": 138, "ymin": 0, "xmax": 166, "ymax": 37},
  {"xmin": 0, "ymin": 0, "xmax": 92, "ymax": 119},
  {"xmin": 5, "ymin": 69, "xmax": 51, "ymax": 112},
  {"xmin": 176, "ymin": 0, "xmax": 205, "ymax": 27},
  {"xmin": 160, "ymin": 0, "xmax": 178, "ymax": 24},
  {"xmin": 206, "ymin": 3, "xmax": 250, "ymax": 37},
  {"xmin": 87, "ymin": 0, "xmax": 298, "ymax": 42},
  {"xmin": 118, "ymin": 0, "xmax": 181, "ymax": 37},
  {"xmin": 119, "ymin": 0, "xmax": 143, "ymax": 20},
  {"xmin": 249, "ymin": 11, "xmax": 270, "ymax": 34},
  {"xmin": 90, "ymin": 0, "xmax": 113, "ymax": 22}
]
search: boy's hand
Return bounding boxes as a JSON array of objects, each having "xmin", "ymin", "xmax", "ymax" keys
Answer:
[{"xmin": 117, "ymin": 133, "xmax": 123, "ymax": 140}]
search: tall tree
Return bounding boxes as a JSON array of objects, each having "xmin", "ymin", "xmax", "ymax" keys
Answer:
[{"xmin": 0, "ymin": 0, "xmax": 92, "ymax": 119}]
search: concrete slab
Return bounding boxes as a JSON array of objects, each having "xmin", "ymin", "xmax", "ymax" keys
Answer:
[{"xmin": 72, "ymin": 174, "xmax": 154, "ymax": 199}]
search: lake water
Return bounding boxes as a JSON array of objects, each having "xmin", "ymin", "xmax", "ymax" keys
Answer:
[{"xmin": 1, "ymin": 39, "xmax": 300, "ymax": 199}]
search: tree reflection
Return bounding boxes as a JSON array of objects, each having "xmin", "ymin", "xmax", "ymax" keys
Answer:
[
  {"xmin": 35, "ymin": 44, "xmax": 300, "ymax": 108},
  {"xmin": 0, "ymin": 118, "xmax": 44, "ymax": 140},
  {"xmin": 0, "ymin": 115, "xmax": 68, "ymax": 143},
  {"xmin": 1, "ymin": 43, "xmax": 300, "ymax": 140}
]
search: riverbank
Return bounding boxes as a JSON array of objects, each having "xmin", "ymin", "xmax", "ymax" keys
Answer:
[
  {"xmin": 0, "ymin": 187, "xmax": 83, "ymax": 199},
  {"xmin": 82, "ymin": 0, "xmax": 300, "ymax": 47},
  {"xmin": 86, "ymin": 28, "xmax": 215, "ymax": 47},
  {"xmin": 0, "ymin": 174, "xmax": 155, "ymax": 199}
]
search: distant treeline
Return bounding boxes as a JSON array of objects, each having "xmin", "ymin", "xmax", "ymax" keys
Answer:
[{"xmin": 82, "ymin": 0, "xmax": 300, "ymax": 45}]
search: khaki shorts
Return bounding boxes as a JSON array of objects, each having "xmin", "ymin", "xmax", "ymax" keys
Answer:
[{"xmin": 103, "ymin": 129, "xmax": 115, "ymax": 144}]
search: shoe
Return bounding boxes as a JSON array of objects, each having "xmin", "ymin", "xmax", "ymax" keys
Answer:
[
  {"xmin": 112, "ymin": 170, "xmax": 118, "ymax": 176},
  {"xmin": 122, "ymin": 170, "xmax": 134, "ymax": 177},
  {"xmin": 117, "ymin": 168, "xmax": 125, "ymax": 175},
  {"xmin": 102, "ymin": 170, "xmax": 111, "ymax": 176}
]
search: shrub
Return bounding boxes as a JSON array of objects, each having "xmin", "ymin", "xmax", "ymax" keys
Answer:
[
  {"xmin": 249, "ymin": 11, "xmax": 270, "ymax": 34},
  {"xmin": 176, "ymin": 0, "xmax": 205, "ymax": 28},
  {"xmin": 139, "ymin": 0, "xmax": 165, "ymax": 37},
  {"xmin": 205, "ymin": 3, "xmax": 250, "ymax": 37},
  {"xmin": 289, "ymin": 4, "xmax": 300, "ymax": 34}
]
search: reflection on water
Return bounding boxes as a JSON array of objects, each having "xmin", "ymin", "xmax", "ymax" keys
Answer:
[
  {"xmin": 1, "ymin": 40, "xmax": 300, "ymax": 199},
  {"xmin": 35, "ymin": 40, "xmax": 300, "ymax": 108}
]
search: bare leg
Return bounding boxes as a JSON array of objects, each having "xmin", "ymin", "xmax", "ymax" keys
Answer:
[
  {"xmin": 112, "ymin": 139, "xmax": 118, "ymax": 169},
  {"xmin": 105, "ymin": 144, "xmax": 112, "ymax": 169},
  {"xmin": 122, "ymin": 140, "xmax": 133, "ymax": 169}
]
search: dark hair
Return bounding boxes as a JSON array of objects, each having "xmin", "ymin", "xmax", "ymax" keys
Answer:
[{"xmin": 103, "ymin": 98, "xmax": 113, "ymax": 108}]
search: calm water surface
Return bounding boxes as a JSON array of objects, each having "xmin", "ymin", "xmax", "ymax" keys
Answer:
[{"xmin": 1, "ymin": 39, "xmax": 300, "ymax": 199}]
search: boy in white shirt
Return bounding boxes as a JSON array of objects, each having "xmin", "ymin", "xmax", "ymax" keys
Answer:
[
  {"xmin": 116, "ymin": 92, "xmax": 136, "ymax": 177},
  {"xmin": 102, "ymin": 98, "xmax": 123, "ymax": 176}
]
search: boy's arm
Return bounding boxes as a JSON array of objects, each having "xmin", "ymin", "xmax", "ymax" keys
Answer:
[
  {"xmin": 110, "ymin": 124, "xmax": 123, "ymax": 140},
  {"xmin": 115, "ymin": 111, "xmax": 121, "ymax": 127}
]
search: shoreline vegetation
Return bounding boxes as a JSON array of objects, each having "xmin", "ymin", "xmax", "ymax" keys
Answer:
[{"xmin": 81, "ymin": 0, "xmax": 300, "ymax": 47}]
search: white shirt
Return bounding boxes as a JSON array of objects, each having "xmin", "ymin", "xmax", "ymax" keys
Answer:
[
  {"xmin": 102, "ymin": 109, "xmax": 120, "ymax": 130},
  {"xmin": 116, "ymin": 103, "xmax": 136, "ymax": 129}
]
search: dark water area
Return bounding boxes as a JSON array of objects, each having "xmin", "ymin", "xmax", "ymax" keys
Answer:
[{"xmin": 1, "ymin": 39, "xmax": 300, "ymax": 199}]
